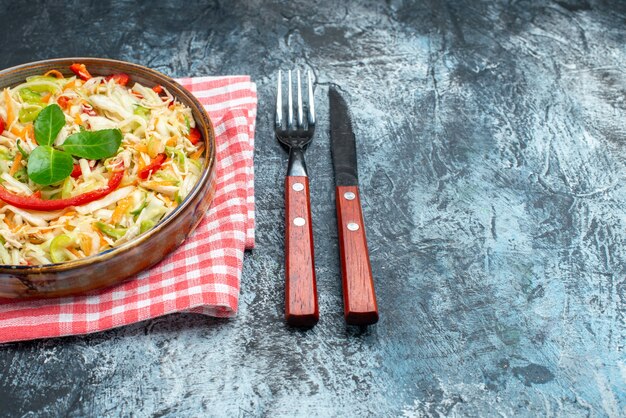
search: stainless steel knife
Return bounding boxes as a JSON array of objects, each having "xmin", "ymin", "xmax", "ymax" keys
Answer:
[{"xmin": 329, "ymin": 86, "xmax": 379, "ymax": 326}]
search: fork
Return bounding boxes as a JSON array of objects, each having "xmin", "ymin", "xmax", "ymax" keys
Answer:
[{"xmin": 275, "ymin": 69, "xmax": 319, "ymax": 327}]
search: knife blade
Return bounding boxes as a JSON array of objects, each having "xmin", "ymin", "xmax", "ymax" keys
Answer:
[{"xmin": 329, "ymin": 86, "xmax": 379, "ymax": 326}]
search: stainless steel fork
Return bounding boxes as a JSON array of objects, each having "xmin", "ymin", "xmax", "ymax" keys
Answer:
[{"xmin": 275, "ymin": 69, "xmax": 319, "ymax": 327}]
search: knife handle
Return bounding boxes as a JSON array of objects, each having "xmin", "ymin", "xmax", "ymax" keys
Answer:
[
  {"xmin": 336, "ymin": 185, "xmax": 379, "ymax": 325},
  {"xmin": 285, "ymin": 176, "xmax": 319, "ymax": 327}
]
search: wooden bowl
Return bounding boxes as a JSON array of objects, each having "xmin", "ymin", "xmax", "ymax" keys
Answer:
[{"xmin": 0, "ymin": 58, "xmax": 217, "ymax": 298}]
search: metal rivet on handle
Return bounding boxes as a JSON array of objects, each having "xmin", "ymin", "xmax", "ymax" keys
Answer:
[
  {"xmin": 344, "ymin": 192, "xmax": 355, "ymax": 200},
  {"xmin": 294, "ymin": 217, "xmax": 306, "ymax": 226},
  {"xmin": 292, "ymin": 182, "xmax": 304, "ymax": 192},
  {"xmin": 347, "ymin": 222, "xmax": 359, "ymax": 231}
]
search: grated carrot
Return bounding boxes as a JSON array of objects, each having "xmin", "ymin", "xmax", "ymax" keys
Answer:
[
  {"xmin": 120, "ymin": 177, "xmax": 135, "ymax": 188},
  {"xmin": 41, "ymin": 93, "xmax": 52, "ymax": 103},
  {"xmin": 79, "ymin": 233, "xmax": 92, "ymax": 256},
  {"xmin": 111, "ymin": 196, "xmax": 133, "ymax": 224},
  {"xmin": 10, "ymin": 126, "xmax": 23, "ymax": 138},
  {"xmin": 152, "ymin": 180, "xmax": 177, "ymax": 186},
  {"xmin": 67, "ymin": 247, "xmax": 81, "ymax": 258},
  {"xmin": 166, "ymin": 136, "xmax": 177, "ymax": 147},
  {"xmin": 133, "ymin": 151, "xmax": 147, "ymax": 170},
  {"xmin": 63, "ymin": 80, "xmax": 76, "ymax": 91},
  {"xmin": 4, "ymin": 213, "xmax": 14, "ymax": 229},
  {"xmin": 135, "ymin": 143, "xmax": 148, "ymax": 153},
  {"xmin": 92, "ymin": 227, "xmax": 108, "ymax": 248},
  {"xmin": 24, "ymin": 124, "xmax": 34, "ymax": 144},
  {"xmin": 3, "ymin": 89, "xmax": 15, "ymax": 126},
  {"xmin": 9, "ymin": 153, "xmax": 22, "ymax": 176},
  {"xmin": 191, "ymin": 146, "xmax": 205, "ymax": 160},
  {"xmin": 44, "ymin": 69, "xmax": 64, "ymax": 79},
  {"xmin": 74, "ymin": 114, "xmax": 82, "ymax": 125},
  {"xmin": 10, "ymin": 124, "xmax": 33, "ymax": 142},
  {"xmin": 160, "ymin": 194, "xmax": 173, "ymax": 206}
]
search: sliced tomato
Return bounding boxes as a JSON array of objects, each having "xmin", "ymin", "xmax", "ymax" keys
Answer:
[
  {"xmin": 0, "ymin": 117, "xmax": 4, "ymax": 135},
  {"xmin": 152, "ymin": 85, "xmax": 163, "ymax": 94}
]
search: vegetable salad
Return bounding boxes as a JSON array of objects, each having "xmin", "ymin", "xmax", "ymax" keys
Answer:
[{"xmin": 0, "ymin": 63, "xmax": 205, "ymax": 265}]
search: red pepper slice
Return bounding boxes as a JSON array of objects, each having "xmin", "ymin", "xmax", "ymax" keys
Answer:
[
  {"xmin": 188, "ymin": 127, "xmax": 202, "ymax": 145},
  {"xmin": 105, "ymin": 73, "xmax": 130, "ymax": 86},
  {"xmin": 0, "ymin": 167, "xmax": 125, "ymax": 211},
  {"xmin": 152, "ymin": 85, "xmax": 163, "ymax": 94},
  {"xmin": 70, "ymin": 164, "xmax": 82, "ymax": 178},
  {"xmin": 57, "ymin": 96, "xmax": 71, "ymax": 110},
  {"xmin": 138, "ymin": 154, "xmax": 166, "ymax": 180},
  {"xmin": 0, "ymin": 117, "xmax": 4, "ymax": 135},
  {"xmin": 69, "ymin": 63, "xmax": 92, "ymax": 81}
]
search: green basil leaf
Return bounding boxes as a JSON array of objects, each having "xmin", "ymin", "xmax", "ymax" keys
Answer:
[
  {"xmin": 34, "ymin": 104, "xmax": 66, "ymax": 146},
  {"xmin": 27, "ymin": 146, "xmax": 73, "ymax": 186},
  {"xmin": 63, "ymin": 129, "xmax": 123, "ymax": 160}
]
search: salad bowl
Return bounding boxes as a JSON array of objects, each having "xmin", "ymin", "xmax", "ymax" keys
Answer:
[{"xmin": 0, "ymin": 57, "xmax": 217, "ymax": 298}]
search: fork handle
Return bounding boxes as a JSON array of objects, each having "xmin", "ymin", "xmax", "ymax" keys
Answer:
[
  {"xmin": 336, "ymin": 185, "xmax": 379, "ymax": 325},
  {"xmin": 285, "ymin": 176, "xmax": 319, "ymax": 326}
]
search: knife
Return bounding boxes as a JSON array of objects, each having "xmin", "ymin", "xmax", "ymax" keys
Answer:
[{"xmin": 329, "ymin": 86, "xmax": 379, "ymax": 326}]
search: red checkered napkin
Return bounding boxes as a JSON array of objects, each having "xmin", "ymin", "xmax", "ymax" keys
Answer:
[{"xmin": 0, "ymin": 76, "xmax": 257, "ymax": 343}]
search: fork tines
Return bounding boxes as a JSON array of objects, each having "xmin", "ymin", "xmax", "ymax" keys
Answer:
[{"xmin": 275, "ymin": 69, "xmax": 315, "ymax": 133}]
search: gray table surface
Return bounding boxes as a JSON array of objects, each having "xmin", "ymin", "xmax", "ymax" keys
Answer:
[{"xmin": 1, "ymin": 0, "xmax": 625, "ymax": 416}]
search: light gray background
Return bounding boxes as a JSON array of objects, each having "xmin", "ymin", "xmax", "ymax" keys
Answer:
[{"xmin": 1, "ymin": 1, "xmax": 625, "ymax": 416}]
